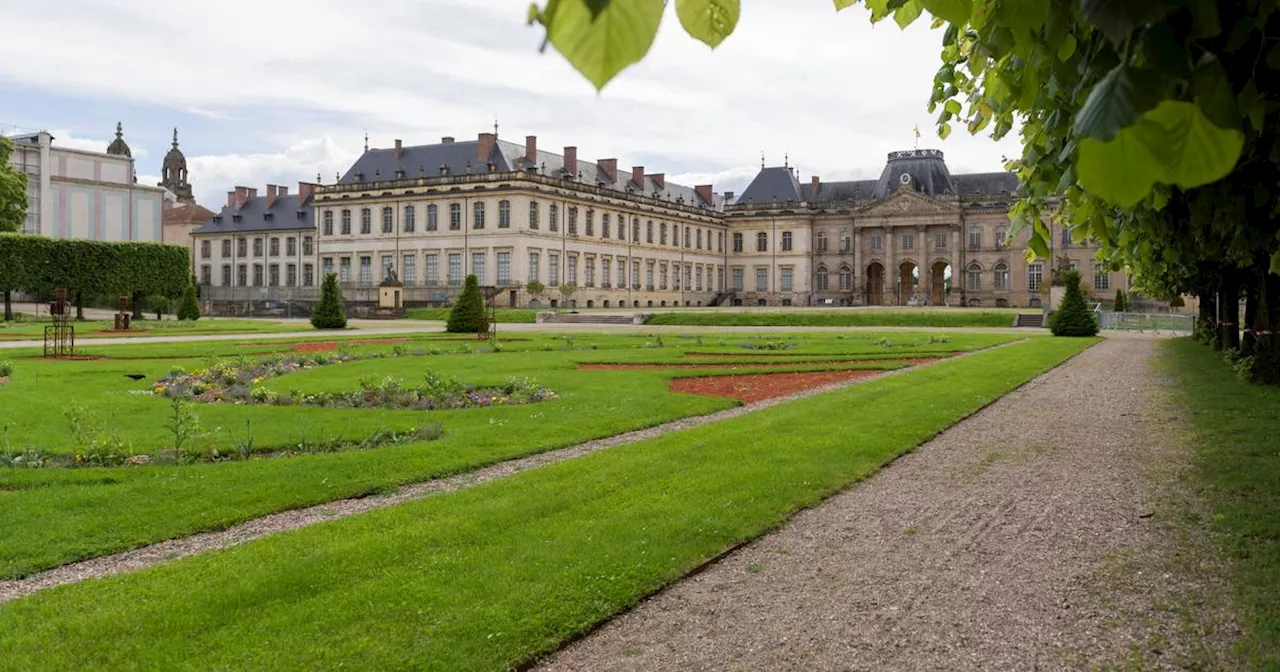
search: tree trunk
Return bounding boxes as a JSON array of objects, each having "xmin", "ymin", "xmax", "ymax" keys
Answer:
[
  {"xmin": 2, "ymin": 289, "xmax": 11, "ymax": 322},
  {"xmin": 1220, "ymin": 272, "xmax": 1241, "ymax": 351},
  {"xmin": 1252, "ymin": 269, "xmax": 1280, "ymax": 385},
  {"xmin": 75, "ymin": 290, "xmax": 84, "ymax": 322},
  {"xmin": 1243, "ymin": 271, "xmax": 1261, "ymax": 356},
  {"xmin": 1198, "ymin": 290, "xmax": 1216, "ymax": 341},
  {"xmin": 131, "ymin": 291, "xmax": 143, "ymax": 320}
]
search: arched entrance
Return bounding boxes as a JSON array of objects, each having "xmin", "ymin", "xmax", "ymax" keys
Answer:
[
  {"xmin": 865, "ymin": 263, "xmax": 884, "ymax": 305},
  {"xmin": 898, "ymin": 261, "xmax": 918, "ymax": 306},
  {"xmin": 930, "ymin": 261, "xmax": 951, "ymax": 306}
]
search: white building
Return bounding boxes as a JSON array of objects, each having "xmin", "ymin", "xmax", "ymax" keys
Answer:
[{"xmin": 4, "ymin": 124, "xmax": 165, "ymax": 242}]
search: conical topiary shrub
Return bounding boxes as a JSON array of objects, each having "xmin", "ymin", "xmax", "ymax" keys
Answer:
[
  {"xmin": 311, "ymin": 273, "xmax": 347, "ymax": 330},
  {"xmin": 176, "ymin": 282, "xmax": 200, "ymax": 321},
  {"xmin": 447, "ymin": 274, "xmax": 488, "ymax": 333},
  {"xmin": 1050, "ymin": 269, "xmax": 1099, "ymax": 337},
  {"xmin": 1113, "ymin": 288, "xmax": 1127, "ymax": 312}
]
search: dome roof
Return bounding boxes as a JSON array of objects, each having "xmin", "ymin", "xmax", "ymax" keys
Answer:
[
  {"xmin": 871, "ymin": 149, "xmax": 954, "ymax": 200},
  {"xmin": 105, "ymin": 122, "xmax": 131, "ymax": 158}
]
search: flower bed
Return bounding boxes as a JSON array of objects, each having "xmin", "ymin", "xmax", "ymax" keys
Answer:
[{"xmin": 152, "ymin": 352, "xmax": 557, "ymax": 410}]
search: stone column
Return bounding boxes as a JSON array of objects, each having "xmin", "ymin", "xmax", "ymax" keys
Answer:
[
  {"xmin": 885, "ymin": 221, "xmax": 896, "ymax": 305},
  {"xmin": 950, "ymin": 227, "xmax": 960, "ymax": 307},
  {"xmin": 917, "ymin": 224, "xmax": 928, "ymax": 305},
  {"xmin": 852, "ymin": 225, "xmax": 862, "ymax": 299}
]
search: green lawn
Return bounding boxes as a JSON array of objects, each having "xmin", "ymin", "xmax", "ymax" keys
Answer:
[
  {"xmin": 643, "ymin": 309, "xmax": 1033, "ymax": 328},
  {"xmin": 0, "ymin": 318, "xmax": 309, "ymax": 339},
  {"xmin": 0, "ymin": 337, "xmax": 1093, "ymax": 670},
  {"xmin": 406, "ymin": 307, "xmax": 539, "ymax": 323},
  {"xmin": 1165, "ymin": 339, "xmax": 1280, "ymax": 667},
  {"xmin": 0, "ymin": 331, "xmax": 1020, "ymax": 578}
]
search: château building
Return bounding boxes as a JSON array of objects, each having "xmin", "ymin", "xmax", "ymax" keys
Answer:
[{"xmin": 192, "ymin": 131, "xmax": 1127, "ymax": 313}]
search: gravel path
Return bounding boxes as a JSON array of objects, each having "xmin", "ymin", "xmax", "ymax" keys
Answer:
[
  {"xmin": 536, "ymin": 337, "xmax": 1236, "ymax": 671},
  {"xmin": 0, "ymin": 348, "xmax": 996, "ymax": 605}
]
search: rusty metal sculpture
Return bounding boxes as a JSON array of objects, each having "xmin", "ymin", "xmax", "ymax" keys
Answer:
[
  {"xmin": 113, "ymin": 296, "xmax": 132, "ymax": 331},
  {"xmin": 481, "ymin": 285, "xmax": 499, "ymax": 342},
  {"xmin": 43, "ymin": 288, "xmax": 75, "ymax": 358}
]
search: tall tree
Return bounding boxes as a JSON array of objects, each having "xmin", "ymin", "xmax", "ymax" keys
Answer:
[
  {"xmin": 528, "ymin": 0, "xmax": 1280, "ymax": 381},
  {"xmin": 0, "ymin": 135, "xmax": 27, "ymax": 234}
]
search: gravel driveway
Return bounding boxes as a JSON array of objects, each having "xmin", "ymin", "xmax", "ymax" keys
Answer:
[{"xmin": 536, "ymin": 337, "xmax": 1237, "ymax": 671}]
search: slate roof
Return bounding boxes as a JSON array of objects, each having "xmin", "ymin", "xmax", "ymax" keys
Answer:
[
  {"xmin": 193, "ymin": 194, "xmax": 314, "ymax": 235},
  {"xmin": 338, "ymin": 138, "xmax": 724, "ymax": 210}
]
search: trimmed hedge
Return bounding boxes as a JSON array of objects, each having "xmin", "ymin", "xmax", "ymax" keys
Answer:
[
  {"xmin": 310, "ymin": 273, "xmax": 347, "ymax": 329},
  {"xmin": 446, "ymin": 275, "xmax": 488, "ymax": 333},
  {"xmin": 1050, "ymin": 269, "xmax": 1100, "ymax": 337}
]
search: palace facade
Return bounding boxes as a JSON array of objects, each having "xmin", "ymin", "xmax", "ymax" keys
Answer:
[{"xmin": 192, "ymin": 132, "xmax": 1127, "ymax": 312}]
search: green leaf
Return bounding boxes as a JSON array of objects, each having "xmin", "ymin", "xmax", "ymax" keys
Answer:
[
  {"xmin": 1027, "ymin": 233, "xmax": 1050, "ymax": 260},
  {"xmin": 1140, "ymin": 100, "xmax": 1244, "ymax": 189},
  {"xmin": 1191, "ymin": 56, "xmax": 1238, "ymax": 131},
  {"xmin": 943, "ymin": 99, "xmax": 962, "ymax": 115},
  {"xmin": 544, "ymin": 0, "xmax": 665, "ymax": 90},
  {"xmin": 833, "ymin": 0, "xmax": 857, "ymax": 10},
  {"xmin": 1073, "ymin": 65, "xmax": 1165, "ymax": 142},
  {"xmin": 894, "ymin": 1, "xmax": 922, "ymax": 28},
  {"xmin": 675, "ymin": 0, "xmax": 740, "ymax": 49},
  {"xmin": 1272, "ymin": 249, "xmax": 1280, "ymax": 275},
  {"xmin": 1077, "ymin": 131, "xmax": 1163, "ymax": 207},
  {"xmin": 1057, "ymin": 33, "xmax": 1076, "ymax": 61},
  {"xmin": 1080, "ymin": 0, "xmax": 1176, "ymax": 45},
  {"xmin": 938, "ymin": 122, "xmax": 952, "ymax": 140},
  {"xmin": 1239, "ymin": 82, "xmax": 1264, "ymax": 133},
  {"xmin": 997, "ymin": 0, "xmax": 1048, "ymax": 33},
  {"xmin": 917, "ymin": 0, "xmax": 972, "ymax": 24}
]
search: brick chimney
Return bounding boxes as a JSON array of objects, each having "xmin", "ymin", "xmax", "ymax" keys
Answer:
[
  {"xmin": 598, "ymin": 158, "xmax": 618, "ymax": 181},
  {"xmin": 631, "ymin": 165, "xmax": 645, "ymax": 188},
  {"xmin": 394, "ymin": 139, "xmax": 403, "ymax": 158},
  {"xmin": 278, "ymin": 186, "xmax": 289, "ymax": 196},
  {"xmin": 724, "ymin": 190, "xmax": 735, "ymax": 203},
  {"xmin": 226, "ymin": 190, "xmax": 235, "ymax": 208},
  {"xmin": 477, "ymin": 132, "xmax": 497, "ymax": 163},
  {"xmin": 441, "ymin": 136, "xmax": 455, "ymax": 144},
  {"xmin": 525, "ymin": 135, "xmax": 537, "ymax": 163},
  {"xmin": 563, "ymin": 146, "xmax": 577, "ymax": 176},
  {"xmin": 695, "ymin": 184, "xmax": 714, "ymax": 205},
  {"xmin": 296, "ymin": 182, "xmax": 315, "ymax": 203},
  {"xmin": 649, "ymin": 173, "xmax": 664, "ymax": 189},
  {"xmin": 266, "ymin": 184, "xmax": 279, "ymax": 208},
  {"xmin": 810, "ymin": 175, "xmax": 820, "ymax": 200},
  {"xmin": 234, "ymin": 186, "xmax": 253, "ymax": 209}
]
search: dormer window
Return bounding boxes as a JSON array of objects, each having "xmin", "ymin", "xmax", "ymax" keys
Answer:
[
  {"xmin": 355, "ymin": 173, "xmax": 365, "ymax": 182},
  {"xmin": 263, "ymin": 212, "xmax": 274, "ymax": 221},
  {"xmin": 212, "ymin": 215, "xmax": 222, "ymax": 223},
  {"xmin": 296, "ymin": 211, "xmax": 306, "ymax": 220},
  {"xmin": 232, "ymin": 214, "xmax": 242, "ymax": 223},
  {"xmin": 395, "ymin": 169, "xmax": 405, "ymax": 179}
]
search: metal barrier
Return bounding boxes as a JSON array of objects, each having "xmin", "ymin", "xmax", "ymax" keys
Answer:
[{"xmin": 1097, "ymin": 311, "xmax": 1196, "ymax": 334}]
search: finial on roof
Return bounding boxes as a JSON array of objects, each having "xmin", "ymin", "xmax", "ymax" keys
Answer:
[
  {"xmin": 115, "ymin": 122, "xmax": 123, "ymax": 139},
  {"xmin": 784, "ymin": 152, "xmax": 789, "ymax": 168},
  {"xmin": 172, "ymin": 127, "xmax": 179, "ymax": 149},
  {"xmin": 316, "ymin": 172, "xmax": 322, "ymax": 183},
  {"xmin": 760, "ymin": 151, "xmax": 764, "ymax": 170},
  {"xmin": 363, "ymin": 131, "xmax": 369, "ymax": 153},
  {"xmin": 494, "ymin": 118, "xmax": 499, "ymax": 137},
  {"xmin": 106, "ymin": 121, "xmax": 132, "ymax": 158},
  {"xmin": 419, "ymin": 165, "xmax": 425, "ymax": 177},
  {"xmin": 335, "ymin": 172, "xmax": 340, "ymax": 182},
  {"xmin": 465, "ymin": 160, "xmax": 472, "ymax": 173}
]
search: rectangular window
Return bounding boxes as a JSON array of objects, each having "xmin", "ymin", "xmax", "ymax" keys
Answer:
[
  {"xmin": 253, "ymin": 264, "xmax": 264, "ymax": 287},
  {"xmin": 903, "ymin": 234, "xmax": 915, "ymax": 250},
  {"xmin": 323, "ymin": 211, "xmax": 334, "ymax": 236},
  {"xmin": 733, "ymin": 233, "xmax": 743, "ymax": 252},
  {"xmin": 781, "ymin": 231, "xmax": 792, "ymax": 251},
  {"xmin": 635, "ymin": 261, "xmax": 643, "ymax": 289},
  {"xmin": 426, "ymin": 254, "xmax": 439, "ymax": 285},
  {"xmin": 200, "ymin": 265, "xmax": 211, "ymax": 284},
  {"xmin": 1094, "ymin": 264, "xmax": 1110, "ymax": 291},
  {"xmin": 935, "ymin": 232, "xmax": 947, "ymax": 249},
  {"xmin": 359, "ymin": 256, "xmax": 372, "ymax": 284},
  {"xmin": 601, "ymin": 258, "xmax": 611, "ymax": 288},
  {"xmin": 360, "ymin": 208, "xmax": 372, "ymax": 234},
  {"xmin": 781, "ymin": 267, "xmax": 793, "ymax": 292},
  {"xmin": 497, "ymin": 252, "xmax": 511, "ymax": 285},
  {"xmin": 756, "ymin": 232, "xmax": 767, "ymax": 253},
  {"xmin": 220, "ymin": 264, "xmax": 231, "ymax": 286},
  {"xmin": 568, "ymin": 255, "xmax": 578, "ymax": 284},
  {"xmin": 647, "ymin": 220, "xmax": 654, "ymax": 244},
  {"xmin": 1028, "ymin": 262, "xmax": 1044, "ymax": 291},
  {"xmin": 381, "ymin": 255, "xmax": 394, "ymax": 281},
  {"xmin": 1061, "ymin": 227, "xmax": 1072, "ymax": 247},
  {"xmin": 633, "ymin": 219, "xmax": 641, "ymax": 243},
  {"xmin": 303, "ymin": 264, "xmax": 314, "ymax": 287},
  {"xmin": 549, "ymin": 253, "xmax": 560, "ymax": 287},
  {"xmin": 382, "ymin": 207, "xmax": 393, "ymax": 233},
  {"xmin": 870, "ymin": 234, "xmax": 883, "ymax": 250},
  {"xmin": 660, "ymin": 263, "xmax": 668, "ymax": 290},
  {"xmin": 568, "ymin": 208, "xmax": 577, "ymax": 235},
  {"xmin": 253, "ymin": 238, "xmax": 263, "ymax": 257},
  {"xmin": 303, "ymin": 236, "xmax": 313, "ymax": 256},
  {"xmin": 617, "ymin": 257, "xmax": 627, "ymax": 288},
  {"xmin": 602, "ymin": 213, "xmax": 610, "ymax": 238},
  {"xmin": 646, "ymin": 261, "xmax": 655, "ymax": 290},
  {"xmin": 755, "ymin": 267, "xmax": 768, "ymax": 292},
  {"xmin": 674, "ymin": 263, "xmax": 681, "ymax": 290},
  {"xmin": 585, "ymin": 210, "xmax": 594, "ymax": 236},
  {"xmin": 449, "ymin": 203, "xmax": 462, "ymax": 230},
  {"xmin": 498, "ymin": 200, "xmax": 510, "ymax": 228},
  {"xmin": 341, "ymin": 210, "xmax": 351, "ymax": 235},
  {"xmin": 529, "ymin": 201, "xmax": 539, "ymax": 230},
  {"xmin": 472, "ymin": 252, "xmax": 485, "ymax": 284},
  {"xmin": 840, "ymin": 233, "xmax": 851, "ymax": 253},
  {"xmin": 222, "ymin": 239, "xmax": 232, "ymax": 257},
  {"xmin": 473, "ymin": 201, "xmax": 485, "ymax": 229},
  {"xmin": 719, "ymin": 232, "xmax": 724, "ymax": 253},
  {"xmin": 287, "ymin": 237, "xmax": 297, "ymax": 256},
  {"xmin": 549, "ymin": 204, "xmax": 558, "ymax": 232},
  {"xmin": 732, "ymin": 268, "xmax": 744, "ymax": 291},
  {"xmin": 617, "ymin": 218, "xmax": 626, "ymax": 242},
  {"xmin": 237, "ymin": 264, "xmax": 248, "ymax": 286},
  {"xmin": 969, "ymin": 227, "xmax": 981, "ymax": 249},
  {"xmin": 269, "ymin": 238, "xmax": 279, "ymax": 257},
  {"xmin": 528, "ymin": 252, "xmax": 540, "ymax": 283},
  {"xmin": 585, "ymin": 257, "xmax": 595, "ymax": 287},
  {"xmin": 995, "ymin": 264, "xmax": 1009, "ymax": 290},
  {"xmin": 404, "ymin": 206, "xmax": 416, "ymax": 233},
  {"xmin": 322, "ymin": 257, "xmax": 334, "ymax": 279},
  {"xmin": 200, "ymin": 240, "xmax": 211, "ymax": 259},
  {"xmin": 339, "ymin": 258, "xmax": 351, "ymax": 283},
  {"xmin": 285, "ymin": 263, "xmax": 297, "ymax": 287},
  {"xmin": 996, "ymin": 227, "xmax": 1008, "ymax": 247},
  {"xmin": 448, "ymin": 253, "xmax": 462, "ymax": 286},
  {"xmin": 660, "ymin": 223, "xmax": 668, "ymax": 245},
  {"xmin": 695, "ymin": 265, "xmax": 703, "ymax": 291},
  {"xmin": 697, "ymin": 229, "xmax": 703, "ymax": 250},
  {"xmin": 427, "ymin": 204, "xmax": 438, "ymax": 231}
]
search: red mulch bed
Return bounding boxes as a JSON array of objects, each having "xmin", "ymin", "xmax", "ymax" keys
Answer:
[
  {"xmin": 685, "ymin": 351, "xmax": 965, "ymax": 359},
  {"xmin": 582, "ymin": 359, "xmax": 937, "ymax": 371},
  {"xmin": 293, "ymin": 338, "xmax": 411, "ymax": 353},
  {"xmin": 670, "ymin": 369, "xmax": 886, "ymax": 404}
]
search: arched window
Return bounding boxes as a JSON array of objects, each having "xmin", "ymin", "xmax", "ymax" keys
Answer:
[
  {"xmin": 473, "ymin": 201, "xmax": 485, "ymax": 229},
  {"xmin": 426, "ymin": 204, "xmax": 438, "ymax": 231},
  {"xmin": 838, "ymin": 265, "xmax": 852, "ymax": 291},
  {"xmin": 967, "ymin": 263, "xmax": 983, "ymax": 290},
  {"xmin": 498, "ymin": 200, "xmax": 511, "ymax": 228},
  {"xmin": 756, "ymin": 232, "xmax": 768, "ymax": 252},
  {"xmin": 994, "ymin": 262, "xmax": 1009, "ymax": 290},
  {"xmin": 449, "ymin": 203, "xmax": 462, "ymax": 230},
  {"xmin": 816, "ymin": 265, "xmax": 830, "ymax": 291}
]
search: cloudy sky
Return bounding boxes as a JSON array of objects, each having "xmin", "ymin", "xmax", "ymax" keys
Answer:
[{"xmin": 0, "ymin": 0, "xmax": 1021, "ymax": 207}]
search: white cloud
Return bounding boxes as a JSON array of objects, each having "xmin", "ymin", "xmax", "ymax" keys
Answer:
[{"xmin": 0, "ymin": 1, "xmax": 1022, "ymax": 200}]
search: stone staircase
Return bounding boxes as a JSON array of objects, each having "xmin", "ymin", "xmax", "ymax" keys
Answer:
[
  {"xmin": 1014, "ymin": 312, "xmax": 1045, "ymax": 328},
  {"xmin": 537, "ymin": 312, "xmax": 644, "ymax": 325}
]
